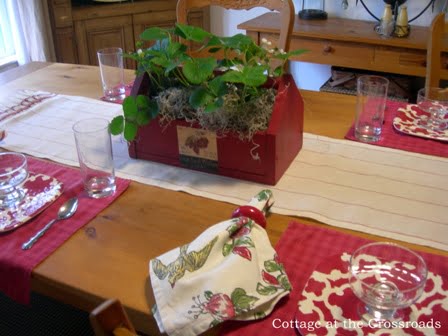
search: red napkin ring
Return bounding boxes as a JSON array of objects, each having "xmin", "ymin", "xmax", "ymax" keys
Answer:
[{"xmin": 232, "ymin": 205, "xmax": 267, "ymax": 228}]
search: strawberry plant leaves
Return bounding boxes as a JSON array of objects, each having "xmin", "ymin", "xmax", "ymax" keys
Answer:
[
  {"xmin": 124, "ymin": 122, "xmax": 138, "ymax": 142},
  {"xmin": 190, "ymin": 86, "xmax": 215, "ymax": 109},
  {"xmin": 140, "ymin": 27, "xmax": 169, "ymax": 41},
  {"xmin": 175, "ymin": 23, "xmax": 211, "ymax": 42},
  {"xmin": 122, "ymin": 96, "xmax": 138, "ymax": 120},
  {"xmin": 204, "ymin": 97, "xmax": 223, "ymax": 113},
  {"xmin": 183, "ymin": 57, "xmax": 217, "ymax": 84},
  {"xmin": 109, "ymin": 116, "xmax": 124, "ymax": 135}
]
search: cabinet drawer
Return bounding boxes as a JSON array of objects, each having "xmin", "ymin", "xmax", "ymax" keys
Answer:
[
  {"xmin": 373, "ymin": 46, "xmax": 426, "ymax": 76},
  {"xmin": 289, "ymin": 37, "xmax": 375, "ymax": 68}
]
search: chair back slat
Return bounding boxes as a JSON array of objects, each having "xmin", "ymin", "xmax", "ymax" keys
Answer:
[{"xmin": 425, "ymin": 12, "xmax": 448, "ymax": 88}]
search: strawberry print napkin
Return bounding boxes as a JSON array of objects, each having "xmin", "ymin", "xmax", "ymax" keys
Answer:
[{"xmin": 149, "ymin": 192, "xmax": 291, "ymax": 336}]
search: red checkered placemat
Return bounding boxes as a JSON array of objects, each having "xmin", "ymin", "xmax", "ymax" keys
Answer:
[
  {"xmin": 345, "ymin": 100, "xmax": 448, "ymax": 158},
  {"xmin": 0, "ymin": 156, "xmax": 130, "ymax": 304},
  {"xmin": 221, "ymin": 222, "xmax": 448, "ymax": 335}
]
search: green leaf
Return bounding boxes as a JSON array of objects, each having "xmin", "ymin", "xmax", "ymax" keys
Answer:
[
  {"xmin": 278, "ymin": 274, "xmax": 292, "ymax": 291},
  {"xmin": 109, "ymin": 116, "xmax": 124, "ymax": 135},
  {"xmin": 256, "ymin": 283, "xmax": 278, "ymax": 296},
  {"xmin": 257, "ymin": 190, "xmax": 272, "ymax": 201},
  {"xmin": 204, "ymin": 290, "xmax": 213, "ymax": 300},
  {"xmin": 264, "ymin": 260, "xmax": 281, "ymax": 273},
  {"xmin": 218, "ymin": 59, "xmax": 236, "ymax": 69},
  {"xmin": 175, "ymin": 24, "xmax": 211, "ymax": 42},
  {"xmin": 240, "ymin": 66, "xmax": 268, "ymax": 87},
  {"xmin": 189, "ymin": 86, "xmax": 215, "ymax": 109},
  {"xmin": 124, "ymin": 122, "xmax": 138, "ymax": 142},
  {"xmin": 206, "ymin": 35, "xmax": 223, "ymax": 48},
  {"xmin": 203, "ymin": 97, "xmax": 223, "ymax": 113},
  {"xmin": 136, "ymin": 95, "xmax": 150, "ymax": 108},
  {"xmin": 222, "ymin": 65, "xmax": 265, "ymax": 86},
  {"xmin": 122, "ymin": 96, "xmax": 138, "ymax": 120},
  {"xmin": 222, "ymin": 242, "xmax": 233, "ymax": 257},
  {"xmin": 230, "ymin": 288, "xmax": 246, "ymax": 303},
  {"xmin": 151, "ymin": 56, "xmax": 171, "ymax": 68},
  {"xmin": 136, "ymin": 110, "xmax": 150, "ymax": 126},
  {"xmin": 140, "ymin": 27, "xmax": 169, "ymax": 41},
  {"xmin": 220, "ymin": 70, "xmax": 243, "ymax": 83},
  {"xmin": 208, "ymin": 77, "xmax": 227, "ymax": 97},
  {"xmin": 183, "ymin": 58, "xmax": 217, "ymax": 84},
  {"xmin": 273, "ymin": 66, "xmax": 283, "ymax": 77},
  {"xmin": 221, "ymin": 34, "xmax": 254, "ymax": 51},
  {"xmin": 235, "ymin": 236, "xmax": 255, "ymax": 248},
  {"xmin": 166, "ymin": 41, "xmax": 184, "ymax": 57},
  {"xmin": 230, "ymin": 288, "xmax": 259, "ymax": 310}
]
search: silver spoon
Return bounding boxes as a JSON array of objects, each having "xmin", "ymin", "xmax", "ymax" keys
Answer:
[{"xmin": 22, "ymin": 197, "xmax": 78, "ymax": 250}]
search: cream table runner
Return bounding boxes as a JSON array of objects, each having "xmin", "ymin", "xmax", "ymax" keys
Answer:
[{"xmin": 1, "ymin": 91, "xmax": 447, "ymax": 251}]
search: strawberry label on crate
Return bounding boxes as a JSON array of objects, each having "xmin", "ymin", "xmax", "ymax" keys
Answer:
[{"xmin": 177, "ymin": 126, "xmax": 218, "ymax": 173}]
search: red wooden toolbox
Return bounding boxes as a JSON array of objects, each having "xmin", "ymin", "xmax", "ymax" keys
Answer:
[{"xmin": 128, "ymin": 73, "xmax": 304, "ymax": 185}]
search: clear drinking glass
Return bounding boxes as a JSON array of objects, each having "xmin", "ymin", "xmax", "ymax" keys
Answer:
[
  {"xmin": 416, "ymin": 87, "xmax": 448, "ymax": 131},
  {"xmin": 355, "ymin": 75, "xmax": 389, "ymax": 142},
  {"xmin": 0, "ymin": 152, "xmax": 28, "ymax": 209},
  {"xmin": 73, "ymin": 118, "xmax": 116, "ymax": 199},
  {"xmin": 349, "ymin": 242, "xmax": 427, "ymax": 328},
  {"xmin": 97, "ymin": 47, "xmax": 126, "ymax": 102}
]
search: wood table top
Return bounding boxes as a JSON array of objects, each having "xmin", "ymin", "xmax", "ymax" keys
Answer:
[{"xmin": 1, "ymin": 62, "xmax": 445, "ymax": 335}]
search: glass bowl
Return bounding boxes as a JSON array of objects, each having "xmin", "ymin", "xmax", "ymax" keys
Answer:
[
  {"xmin": 349, "ymin": 242, "xmax": 427, "ymax": 327},
  {"xmin": 0, "ymin": 152, "xmax": 28, "ymax": 209},
  {"xmin": 416, "ymin": 87, "xmax": 448, "ymax": 131}
]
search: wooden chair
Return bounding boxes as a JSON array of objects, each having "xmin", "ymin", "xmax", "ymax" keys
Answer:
[
  {"xmin": 90, "ymin": 299, "xmax": 138, "ymax": 336},
  {"xmin": 425, "ymin": 12, "xmax": 448, "ymax": 88},
  {"xmin": 176, "ymin": 0, "xmax": 295, "ymax": 52}
]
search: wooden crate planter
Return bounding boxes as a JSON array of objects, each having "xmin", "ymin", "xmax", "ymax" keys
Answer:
[{"xmin": 128, "ymin": 73, "xmax": 304, "ymax": 185}]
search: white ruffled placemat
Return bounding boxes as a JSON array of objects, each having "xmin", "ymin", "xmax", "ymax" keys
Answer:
[{"xmin": 1, "ymin": 90, "xmax": 448, "ymax": 251}]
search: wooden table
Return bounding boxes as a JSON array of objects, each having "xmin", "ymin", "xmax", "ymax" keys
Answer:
[
  {"xmin": 239, "ymin": 13, "xmax": 448, "ymax": 79},
  {"xmin": 0, "ymin": 62, "xmax": 445, "ymax": 335}
]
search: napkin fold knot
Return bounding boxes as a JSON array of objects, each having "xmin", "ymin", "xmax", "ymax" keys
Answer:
[{"xmin": 149, "ymin": 190, "xmax": 291, "ymax": 336}]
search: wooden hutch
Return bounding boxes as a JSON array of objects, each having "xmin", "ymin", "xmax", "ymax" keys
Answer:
[{"xmin": 47, "ymin": 0, "xmax": 209, "ymax": 68}]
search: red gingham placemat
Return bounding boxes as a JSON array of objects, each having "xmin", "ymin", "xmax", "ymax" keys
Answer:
[
  {"xmin": 221, "ymin": 222, "xmax": 448, "ymax": 335},
  {"xmin": 0, "ymin": 156, "xmax": 130, "ymax": 304},
  {"xmin": 345, "ymin": 100, "xmax": 448, "ymax": 158}
]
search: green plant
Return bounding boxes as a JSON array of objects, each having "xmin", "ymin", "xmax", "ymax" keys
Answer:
[{"xmin": 110, "ymin": 24, "xmax": 306, "ymax": 141}]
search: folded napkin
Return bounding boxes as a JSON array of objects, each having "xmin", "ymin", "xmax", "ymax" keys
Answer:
[{"xmin": 149, "ymin": 190, "xmax": 291, "ymax": 336}]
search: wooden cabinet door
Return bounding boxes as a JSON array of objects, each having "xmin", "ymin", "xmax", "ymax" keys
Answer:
[{"xmin": 74, "ymin": 15, "xmax": 134, "ymax": 67}]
